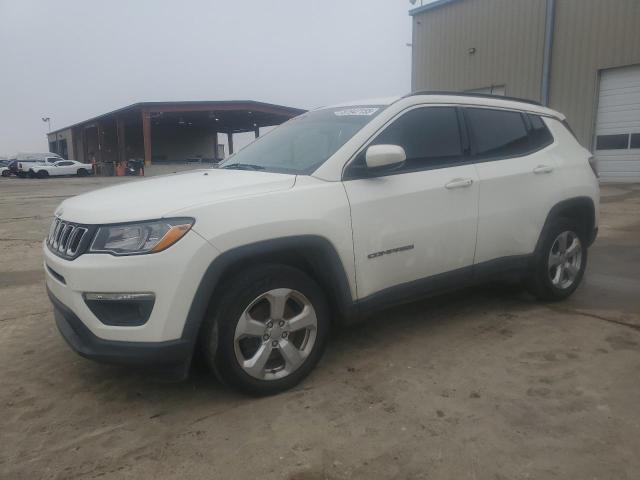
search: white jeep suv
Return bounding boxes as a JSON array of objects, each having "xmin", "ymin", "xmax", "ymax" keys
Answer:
[{"xmin": 44, "ymin": 93, "xmax": 599, "ymax": 395}]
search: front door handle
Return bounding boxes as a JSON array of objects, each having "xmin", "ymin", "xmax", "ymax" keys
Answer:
[
  {"xmin": 445, "ymin": 178, "xmax": 474, "ymax": 189},
  {"xmin": 533, "ymin": 165, "xmax": 554, "ymax": 174}
]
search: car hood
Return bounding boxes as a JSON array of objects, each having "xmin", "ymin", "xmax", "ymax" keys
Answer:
[{"xmin": 56, "ymin": 169, "xmax": 296, "ymax": 224}]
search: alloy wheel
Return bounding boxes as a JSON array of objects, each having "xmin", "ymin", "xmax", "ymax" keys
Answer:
[
  {"xmin": 233, "ymin": 288, "xmax": 318, "ymax": 380},
  {"xmin": 548, "ymin": 230, "xmax": 582, "ymax": 289}
]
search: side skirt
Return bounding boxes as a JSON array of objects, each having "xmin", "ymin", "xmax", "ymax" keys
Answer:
[{"xmin": 346, "ymin": 254, "xmax": 533, "ymax": 325}]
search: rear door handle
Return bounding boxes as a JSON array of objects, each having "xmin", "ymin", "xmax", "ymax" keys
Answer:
[
  {"xmin": 533, "ymin": 165, "xmax": 554, "ymax": 174},
  {"xmin": 445, "ymin": 178, "xmax": 474, "ymax": 189}
]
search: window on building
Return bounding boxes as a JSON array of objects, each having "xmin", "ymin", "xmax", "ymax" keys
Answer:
[
  {"xmin": 596, "ymin": 134, "xmax": 629, "ymax": 150},
  {"xmin": 466, "ymin": 108, "xmax": 530, "ymax": 159},
  {"xmin": 58, "ymin": 139, "xmax": 68, "ymax": 159}
]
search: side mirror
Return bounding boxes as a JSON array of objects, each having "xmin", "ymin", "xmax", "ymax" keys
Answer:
[{"xmin": 365, "ymin": 144, "xmax": 406, "ymax": 170}]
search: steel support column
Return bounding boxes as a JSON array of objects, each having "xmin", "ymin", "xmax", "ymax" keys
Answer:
[{"xmin": 142, "ymin": 111, "xmax": 152, "ymax": 166}]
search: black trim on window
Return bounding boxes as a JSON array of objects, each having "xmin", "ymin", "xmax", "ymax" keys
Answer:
[
  {"xmin": 631, "ymin": 133, "xmax": 640, "ymax": 149},
  {"xmin": 343, "ymin": 106, "xmax": 472, "ymax": 180},
  {"xmin": 463, "ymin": 107, "xmax": 555, "ymax": 163}
]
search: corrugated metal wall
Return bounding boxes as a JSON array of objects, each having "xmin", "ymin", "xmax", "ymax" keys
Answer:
[
  {"xmin": 550, "ymin": 0, "xmax": 640, "ymax": 148},
  {"xmin": 411, "ymin": 0, "xmax": 547, "ymax": 100}
]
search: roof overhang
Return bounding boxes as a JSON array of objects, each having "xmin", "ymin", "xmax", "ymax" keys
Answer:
[
  {"xmin": 409, "ymin": 0, "xmax": 462, "ymax": 16},
  {"xmin": 48, "ymin": 100, "xmax": 306, "ymax": 135}
]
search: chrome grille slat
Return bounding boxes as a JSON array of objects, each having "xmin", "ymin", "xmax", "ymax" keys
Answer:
[
  {"xmin": 53, "ymin": 221, "xmax": 65, "ymax": 248},
  {"xmin": 48, "ymin": 218, "xmax": 59, "ymax": 243},
  {"xmin": 66, "ymin": 227, "xmax": 86, "ymax": 255},
  {"xmin": 59, "ymin": 224, "xmax": 74, "ymax": 252}
]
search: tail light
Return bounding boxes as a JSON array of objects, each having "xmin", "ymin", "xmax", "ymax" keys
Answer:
[{"xmin": 588, "ymin": 156, "xmax": 599, "ymax": 178}]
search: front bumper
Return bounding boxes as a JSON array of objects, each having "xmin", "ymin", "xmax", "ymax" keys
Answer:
[
  {"xmin": 49, "ymin": 286, "xmax": 191, "ymax": 376},
  {"xmin": 43, "ymin": 227, "xmax": 220, "ymax": 377}
]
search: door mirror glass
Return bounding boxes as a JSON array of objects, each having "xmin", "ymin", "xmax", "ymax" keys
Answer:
[{"xmin": 365, "ymin": 144, "xmax": 406, "ymax": 170}]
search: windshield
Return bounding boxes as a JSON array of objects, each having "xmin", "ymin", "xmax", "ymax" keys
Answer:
[{"xmin": 219, "ymin": 106, "xmax": 384, "ymax": 175}]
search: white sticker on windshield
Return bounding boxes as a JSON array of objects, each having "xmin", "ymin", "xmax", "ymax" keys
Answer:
[{"xmin": 334, "ymin": 107, "xmax": 379, "ymax": 116}]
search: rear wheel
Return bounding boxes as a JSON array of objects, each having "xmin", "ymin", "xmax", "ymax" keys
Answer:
[
  {"xmin": 77, "ymin": 168, "xmax": 89, "ymax": 177},
  {"xmin": 36, "ymin": 170, "xmax": 49, "ymax": 179},
  {"xmin": 201, "ymin": 264, "xmax": 330, "ymax": 396},
  {"xmin": 1, "ymin": 170, "xmax": 9, "ymax": 177},
  {"xmin": 527, "ymin": 218, "xmax": 587, "ymax": 301}
]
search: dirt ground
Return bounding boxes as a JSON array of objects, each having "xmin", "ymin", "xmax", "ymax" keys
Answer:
[{"xmin": 1, "ymin": 176, "xmax": 639, "ymax": 480}]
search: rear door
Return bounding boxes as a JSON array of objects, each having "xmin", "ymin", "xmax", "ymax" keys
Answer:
[
  {"xmin": 343, "ymin": 106, "xmax": 479, "ymax": 301},
  {"xmin": 467, "ymin": 107, "xmax": 561, "ymax": 265}
]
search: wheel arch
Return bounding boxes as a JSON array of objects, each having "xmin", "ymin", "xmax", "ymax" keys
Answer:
[
  {"xmin": 180, "ymin": 235, "xmax": 355, "ymax": 352},
  {"xmin": 536, "ymin": 196, "xmax": 597, "ymax": 253}
]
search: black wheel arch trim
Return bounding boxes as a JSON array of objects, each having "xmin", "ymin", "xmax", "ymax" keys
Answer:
[
  {"xmin": 535, "ymin": 196, "xmax": 597, "ymax": 252},
  {"xmin": 179, "ymin": 235, "xmax": 355, "ymax": 349}
]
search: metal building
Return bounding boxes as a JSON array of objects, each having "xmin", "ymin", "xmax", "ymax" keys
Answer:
[
  {"xmin": 410, "ymin": 0, "xmax": 640, "ymax": 182},
  {"xmin": 46, "ymin": 100, "xmax": 305, "ymax": 175}
]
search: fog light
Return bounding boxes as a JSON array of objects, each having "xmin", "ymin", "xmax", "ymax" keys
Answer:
[{"xmin": 83, "ymin": 292, "xmax": 155, "ymax": 326}]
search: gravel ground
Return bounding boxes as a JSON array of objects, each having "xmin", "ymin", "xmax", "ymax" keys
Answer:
[{"xmin": 1, "ymin": 176, "xmax": 639, "ymax": 480}]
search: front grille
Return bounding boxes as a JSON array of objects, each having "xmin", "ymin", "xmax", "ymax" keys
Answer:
[{"xmin": 46, "ymin": 218, "xmax": 95, "ymax": 260}]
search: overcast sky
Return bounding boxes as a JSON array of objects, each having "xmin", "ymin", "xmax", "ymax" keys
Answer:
[{"xmin": 0, "ymin": 0, "xmax": 413, "ymax": 155}]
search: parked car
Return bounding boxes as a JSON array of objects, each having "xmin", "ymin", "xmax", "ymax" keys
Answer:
[
  {"xmin": 0, "ymin": 160, "xmax": 10, "ymax": 177},
  {"xmin": 44, "ymin": 92, "xmax": 599, "ymax": 395},
  {"xmin": 17, "ymin": 155, "xmax": 61, "ymax": 177},
  {"xmin": 29, "ymin": 160, "xmax": 92, "ymax": 178}
]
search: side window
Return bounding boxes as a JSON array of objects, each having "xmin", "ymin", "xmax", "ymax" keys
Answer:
[
  {"xmin": 57, "ymin": 161, "xmax": 73, "ymax": 166},
  {"xmin": 371, "ymin": 107, "xmax": 463, "ymax": 170},
  {"xmin": 528, "ymin": 114, "xmax": 554, "ymax": 150},
  {"xmin": 466, "ymin": 108, "xmax": 530, "ymax": 159}
]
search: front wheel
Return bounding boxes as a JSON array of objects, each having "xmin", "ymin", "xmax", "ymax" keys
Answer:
[
  {"xmin": 1, "ymin": 170, "xmax": 9, "ymax": 177},
  {"xmin": 201, "ymin": 264, "xmax": 330, "ymax": 396},
  {"xmin": 527, "ymin": 218, "xmax": 587, "ymax": 301}
]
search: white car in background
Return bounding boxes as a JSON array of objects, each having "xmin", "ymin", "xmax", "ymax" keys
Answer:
[
  {"xmin": 30, "ymin": 160, "xmax": 92, "ymax": 178},
  {"xmin": 16, "ymin": 154, "xmax": 62, "ymax": 177}
]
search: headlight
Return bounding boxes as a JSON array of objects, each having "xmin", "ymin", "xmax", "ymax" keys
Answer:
[{"xmin": 89, "ymin": 218, "xmax": 194, "ymax": 256}]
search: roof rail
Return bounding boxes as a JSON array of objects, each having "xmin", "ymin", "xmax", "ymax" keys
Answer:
[{"xmin": 405, "ymin": 90, "xmax": 543, "ymax": 107}]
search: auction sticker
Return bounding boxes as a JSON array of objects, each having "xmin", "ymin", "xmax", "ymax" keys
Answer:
[{"xmin": 334, "ymin": 108, "xmax": 380, "ymax": 116}]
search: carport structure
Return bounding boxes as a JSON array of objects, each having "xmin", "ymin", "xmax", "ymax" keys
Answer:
[{"xmin": 47, "ymin": 100, "xmax": 306, "ymax": 173}]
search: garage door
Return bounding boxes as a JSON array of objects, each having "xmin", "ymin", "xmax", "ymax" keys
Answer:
[{"xmin": 594, "ymin": 64, "xmax": 640, "ymax": 182}]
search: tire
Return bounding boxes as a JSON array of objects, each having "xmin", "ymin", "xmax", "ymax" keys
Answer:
[
  {"xmin": 77, "ymin": 168, "xmax": 88, "ymax": 177},
  {"xmin": 37, "ymin": 170, "xmax": 49, "ymax": 179},
  {"xmin": 1, "ymin": 170, "xmax": 9, "ymax": 177},
  {"xmin": 527, "ymin": 218, "xmax": 588, "ymax": 301},
  {"xmin": 201, "ymin": 264, "xmax": 330, "ymax": 396}
]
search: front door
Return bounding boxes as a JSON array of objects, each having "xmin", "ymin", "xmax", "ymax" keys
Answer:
[{"xmin": 343, "ymin": 106, "xmax": 479, "ymax": 301}]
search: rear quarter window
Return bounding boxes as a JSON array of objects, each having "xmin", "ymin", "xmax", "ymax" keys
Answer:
[{"xmin": 528, "ymin": 114, "xmax": 554, "ymax": 150}]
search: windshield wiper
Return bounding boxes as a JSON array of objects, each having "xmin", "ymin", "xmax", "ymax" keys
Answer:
[{"xmin": 220, "ymin": 163, "xmax": 265, "ymax": 171}]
